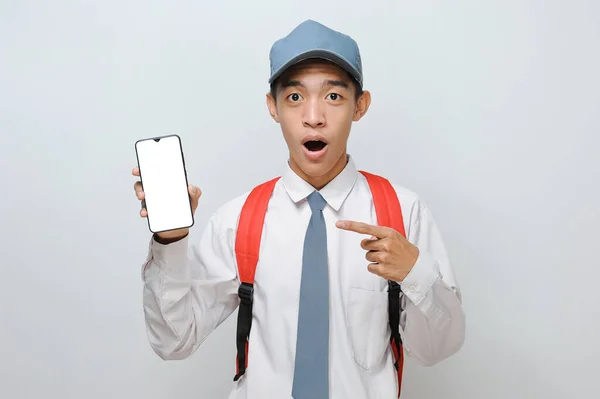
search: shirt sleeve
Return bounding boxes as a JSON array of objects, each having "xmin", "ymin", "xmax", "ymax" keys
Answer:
[
  {"xmin": 398, "ymin": 202, "xmax": 466, "ymax": 366},
  {"xmin": 140, "ymin": 213, "xmax": 239, "ymax": 360}
]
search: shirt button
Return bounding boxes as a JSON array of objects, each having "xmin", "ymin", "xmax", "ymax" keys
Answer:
[{"xmin": 409, "ymin": 284, "xmax": 417, "ymax": 292}]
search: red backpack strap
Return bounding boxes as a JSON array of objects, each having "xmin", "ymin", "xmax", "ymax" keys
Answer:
[
  {"xmin": 359, "ymin": 170, "xmax": 406, "ymax": 398},
  {"xmin": 232, "ymin": 176, "xmax": 280, "ymax": 381}
]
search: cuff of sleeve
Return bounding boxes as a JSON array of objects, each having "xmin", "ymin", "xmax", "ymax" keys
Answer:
[
  {"xmin": 400, "ymin": 250, "xmax": 441, "ymax": 306},
  {"xmin": 141, "ymin": 235, "xmax": 190, "ymax": 281}
]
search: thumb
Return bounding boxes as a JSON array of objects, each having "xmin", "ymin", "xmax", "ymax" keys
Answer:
[{"xmin": 188, "ymin": 185, "xmax": 202, "ymax": 212}]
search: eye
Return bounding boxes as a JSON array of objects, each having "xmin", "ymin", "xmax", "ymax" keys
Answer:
[
  {"xmin": 287, "ymin": 93, "xmax": 302, "ymax": 102},
  {"xmin": 327, "ymin": 93, "xmax": 341, "ymax": 101}
]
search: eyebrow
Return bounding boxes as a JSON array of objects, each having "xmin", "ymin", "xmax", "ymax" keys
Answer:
[
  {"xmin": 322, "ymin": 79, "xmax": 349, "ymax": 89},
  {"xmin": 280, "ymin": 79, "xmax": 350, "ymax": 90},
  {"xmin": 281, "ymin": 80, "xmax": 304, "ymax": 89}
]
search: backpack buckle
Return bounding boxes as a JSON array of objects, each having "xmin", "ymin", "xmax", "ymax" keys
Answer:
[{"xmin": 238, "ymin": 282, "xmax": 254, "ymax": 305}]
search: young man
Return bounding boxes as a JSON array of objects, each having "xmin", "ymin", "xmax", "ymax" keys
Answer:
[{"xmin": 132, "ymin": 19, "xmax": 465, "ymax": 398}]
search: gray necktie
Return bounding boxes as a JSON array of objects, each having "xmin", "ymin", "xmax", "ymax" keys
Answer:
[{"xmin": 292, "ymin": 191, "xmax": 329, "ymax": 399}]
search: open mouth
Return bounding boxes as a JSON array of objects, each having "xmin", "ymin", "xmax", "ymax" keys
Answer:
[{"xmin": 303, "ymin": 140, "xmax": 327, "ymax": 152}]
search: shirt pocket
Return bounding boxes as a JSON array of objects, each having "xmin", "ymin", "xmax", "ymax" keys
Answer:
[{"xmin": 345, "ymin": 286, "xmax": 389, "ymax": 371}]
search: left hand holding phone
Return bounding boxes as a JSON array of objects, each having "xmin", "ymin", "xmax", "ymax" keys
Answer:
[{"xmin": 132, "ymin": 166, "xmax": 202, "ymax": 243}]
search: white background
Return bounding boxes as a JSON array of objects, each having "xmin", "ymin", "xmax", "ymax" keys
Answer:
[{"xmin": 1, "ymin": 1, "xmax": 599, "ymax": 398}]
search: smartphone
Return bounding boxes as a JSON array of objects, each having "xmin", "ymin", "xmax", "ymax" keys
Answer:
[{"xmin": 134, "ymin": 134, "xmax": 194, "ymax": 233}]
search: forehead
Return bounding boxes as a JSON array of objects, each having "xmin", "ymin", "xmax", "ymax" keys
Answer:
[{"xmin": 280, "ymin": 59, "xmax": 351, "ymax": 83}]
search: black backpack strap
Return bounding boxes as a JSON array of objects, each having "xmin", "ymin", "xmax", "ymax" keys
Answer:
[
  {"xmin": 388, "ymin": 280, "xmax": 403, "ymax": 370},
  {"xmin": 234, "ymin": 282, "xmax": 254, "ymax": 381}
]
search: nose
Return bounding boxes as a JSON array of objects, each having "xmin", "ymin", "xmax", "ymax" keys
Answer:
[{"xmin": 302, "ymin": 99, "xmax": 326, "ymax": 128}]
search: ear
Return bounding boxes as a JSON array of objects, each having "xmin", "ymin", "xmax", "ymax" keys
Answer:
[
  {"xmin": 352, "ymin": 90, "xmax": 371, "ymax": 122},
  {"xmin": 266, "ymin": 93, "xmax": 280, "ymax": 123}
]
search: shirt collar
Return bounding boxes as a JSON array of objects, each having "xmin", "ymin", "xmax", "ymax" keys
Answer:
[{"xmin": 281, "ymin": 154, "xmax": 358, "ymax": 212}]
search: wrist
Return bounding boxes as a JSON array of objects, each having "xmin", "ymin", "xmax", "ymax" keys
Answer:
[{"xmin": 153, "ymin": 231, "xmax": 188, "ymax": 245}]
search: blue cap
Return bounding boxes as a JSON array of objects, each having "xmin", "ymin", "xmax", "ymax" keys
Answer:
[{"xmin": 268, "ymin": 20, "xmax": 363, "ymax": 88}]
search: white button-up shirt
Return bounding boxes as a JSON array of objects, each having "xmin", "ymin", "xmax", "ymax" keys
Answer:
[{"xmin": 141, "ymin": 156, "xmax": 465, "ymax": 399}]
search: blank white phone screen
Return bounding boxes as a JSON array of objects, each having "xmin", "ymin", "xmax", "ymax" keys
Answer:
[{"xmin": 135, "ymin": 135, "xmax": 193, "ymax": 233}]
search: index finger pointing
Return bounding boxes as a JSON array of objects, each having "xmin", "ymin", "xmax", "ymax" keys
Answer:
[{"xmin": 335, "ymin": 220, "xmax": 391, "ymax": 238}]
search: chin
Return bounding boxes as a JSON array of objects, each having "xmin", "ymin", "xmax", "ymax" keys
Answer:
[
  {"xmin": 299, "ymin": 162, "xmax": 332, "ymax": 177},
  {"xmin": 294, "ymin": 154, "xmax": 340, "ymax": 178}
]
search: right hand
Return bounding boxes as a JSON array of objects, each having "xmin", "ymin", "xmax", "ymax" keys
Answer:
[{"xmin": 132, "ymin": 166, "xmax": 202, "ymax": 241}]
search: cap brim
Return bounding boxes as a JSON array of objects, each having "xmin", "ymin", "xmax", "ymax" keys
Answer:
[{"xmin": 268, "ymin": 49, "xmax": 362, "ymax": 87}]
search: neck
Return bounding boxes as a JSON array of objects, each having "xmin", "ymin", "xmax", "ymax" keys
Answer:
[{"xmin": 289, "ymin": 151, "xmax": 349, "ymax": 190}]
